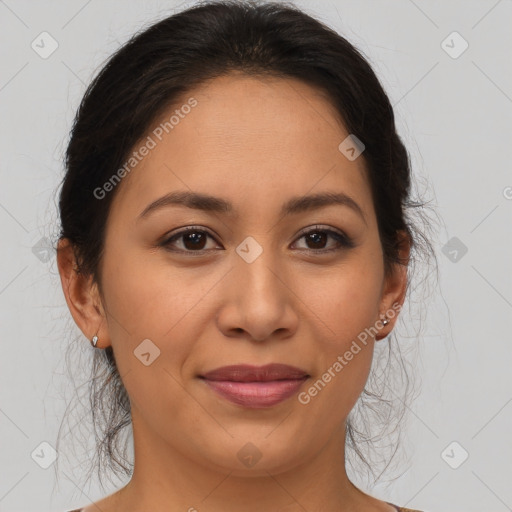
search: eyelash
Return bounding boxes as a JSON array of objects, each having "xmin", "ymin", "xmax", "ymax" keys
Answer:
[{"xmin": 159, "ymin": 225, "xmax": 355, "ymax": 255}]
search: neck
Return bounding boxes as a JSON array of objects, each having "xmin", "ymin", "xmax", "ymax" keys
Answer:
[{"xmin": 110, "ymin": 407, "xmax": 378, "ymax": 512}]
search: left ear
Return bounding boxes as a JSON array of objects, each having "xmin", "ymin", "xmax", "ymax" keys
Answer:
[{"xmin": 375, "ymin": 229, "xmax": 411, "ymax": 341}]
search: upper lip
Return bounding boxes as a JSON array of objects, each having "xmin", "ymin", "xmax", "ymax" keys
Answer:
[{"xmin": 200, "ymin": 364, "xmax": 309, "ymax": 382}]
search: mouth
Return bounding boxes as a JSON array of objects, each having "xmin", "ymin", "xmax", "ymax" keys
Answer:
[{"xmin": 198, "ymin": 363, "xmax": 310, "ymax": 408}]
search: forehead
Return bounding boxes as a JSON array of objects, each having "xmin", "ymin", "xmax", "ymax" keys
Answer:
[{"xmin": 111, "ymin": 73, "xmax": 372, "ymax": 221}]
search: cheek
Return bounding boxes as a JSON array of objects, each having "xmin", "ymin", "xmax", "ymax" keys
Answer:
[
  {"xmin": 99, "ymin": 246, "xmax": 229, "ymax": 396},
  {"xmin": 298, "ymin": 260, "xmax": 382, "ymax": 404},
  {"xmin": 101, "ymin": 244, "xmax": 213, "ymax": 337},
  {"xmin": 298, "ymin": 279, "xmax": 379, "ymax": 422},
  {"xmin": 299, "ymin": 256, "xmax": 383, "ymax": 345},
  {"xmin": 99, "ymin": 253, "xmax": 211, "ymax": 426}
]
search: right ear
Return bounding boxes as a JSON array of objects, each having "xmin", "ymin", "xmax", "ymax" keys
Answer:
[{"xmin": 56, "ymin": 238, "xmax": 110, "ymax": 348}]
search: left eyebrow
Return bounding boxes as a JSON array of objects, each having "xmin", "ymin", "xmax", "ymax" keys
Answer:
[
  {"xmin": 137, "ymin": 190, "xmax": 367, "ymax": 225},
  {"xmin": 280, "ymin": 191, "xmax": 367, "ymax": 225}
]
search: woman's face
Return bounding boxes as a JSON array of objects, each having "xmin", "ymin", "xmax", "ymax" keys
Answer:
[{"xmin": 75, "ymin": 73, "xmax": 407, "ymax": 475}]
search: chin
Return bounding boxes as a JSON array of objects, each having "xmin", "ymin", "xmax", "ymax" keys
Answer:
[{"xmin": 197, "ymin": 435, "xmax": 309, "ymax": 477}]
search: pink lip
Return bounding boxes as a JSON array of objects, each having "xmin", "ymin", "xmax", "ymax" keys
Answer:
[{"xmin": 199, "ymin": 364, "xmax": 309, "ymax": 408}]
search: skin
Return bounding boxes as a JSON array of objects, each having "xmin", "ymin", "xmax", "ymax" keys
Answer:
[{"xmin": 58, "ymin": 73, "xmax": 410, "ymax": 512}]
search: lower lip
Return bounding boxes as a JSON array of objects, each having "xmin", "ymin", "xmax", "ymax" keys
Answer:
[{"xmin": 202, "ymin": 378, "xmax": 308, "ymax": 408}]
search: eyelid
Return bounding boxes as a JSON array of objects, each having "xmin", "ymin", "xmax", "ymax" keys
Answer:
[
  {"xmin": 159, "ymin": 225, "xmax": 221, "ymax": 246},
  {"xmin": 295, "ymin": 224, "xmax": 346, "ymax": 239}
]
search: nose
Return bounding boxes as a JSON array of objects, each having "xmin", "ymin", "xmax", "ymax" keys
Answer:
[{"xmin": 215, "ymin": 247, "xmax": 299, "ymax": 343}]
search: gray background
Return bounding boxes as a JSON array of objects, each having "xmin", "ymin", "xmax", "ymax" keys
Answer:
[{"xmin": 1, "ymin": 1, "xmax": 511, "ymax": 511}]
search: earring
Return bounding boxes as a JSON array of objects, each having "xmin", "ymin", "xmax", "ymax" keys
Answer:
[
  {"xmin": 91, "ymin": 335, "xmax": 99, "ymax": 348},
  {"xmin": 376, "ymin": 316, "xmax": 390, "ymax": 342}
]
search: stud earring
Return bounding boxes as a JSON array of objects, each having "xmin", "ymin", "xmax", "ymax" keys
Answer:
[{"xmin": 376, "ymin": 316, "xmax": 390, "ymax": 342}]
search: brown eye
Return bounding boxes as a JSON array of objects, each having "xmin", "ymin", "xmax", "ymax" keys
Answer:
[
  {"xmin": 304, "ymin": 231, "xmax": 329, "ymax": 250},
  {"xmin": 180, "ymin": 231, "xmax": 208, "ymax": 250}
]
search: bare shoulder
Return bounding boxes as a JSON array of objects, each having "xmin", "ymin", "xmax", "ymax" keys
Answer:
[
  {"xmin": 356, "ymin": 493, "xmax": 419, "ymax": 512},
  {"xmin": 364, "ymin": 496, "xmax": 419, "ymax": 512},
  {"xmin": 70, "ymin": 491, "xmax": 123, "ymax": 512},
  {"xmin": 382, "ymin": 500, "xmax": 425, "ymax": 512}
]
